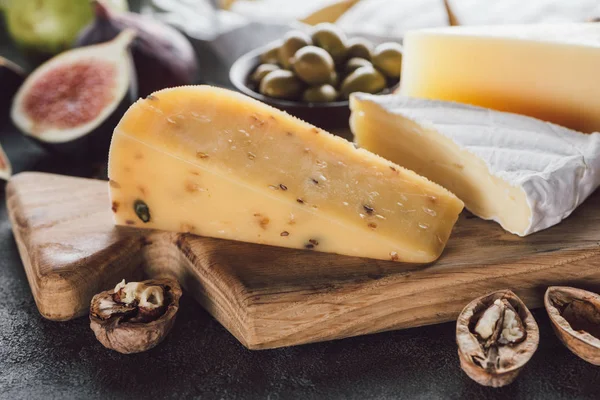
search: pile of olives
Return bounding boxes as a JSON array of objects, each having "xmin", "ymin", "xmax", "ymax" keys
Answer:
[{"xmin": 248, "ymin": 23, "xmax": 402, "ymax": 103}]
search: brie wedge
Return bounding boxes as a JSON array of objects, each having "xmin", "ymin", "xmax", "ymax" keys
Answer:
[{"xmin": 350, "ymin": 93, "xmax": 600, "ymax": 236}]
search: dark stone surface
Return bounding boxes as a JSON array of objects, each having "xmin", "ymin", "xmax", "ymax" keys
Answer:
[{"xmin": 1, "ymin": 8, "xmax": 599, "ymax": 400}]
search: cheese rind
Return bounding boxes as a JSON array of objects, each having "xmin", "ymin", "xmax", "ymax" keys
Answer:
[
  {"xmin": 399, "ymin": 23, "xmax": 600, "ymax": 133},
  {"xmin": 108, "ymin": 86, "xmax": 464, "ymax": 263},
  {"xmin": 350, "ymin": 93, "xmax": 600, "ymax": 236}
]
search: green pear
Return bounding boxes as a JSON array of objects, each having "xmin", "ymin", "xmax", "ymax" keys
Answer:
[{"xmin": 5, "ymin": 0, "xmax": 128, "ymax": 59}]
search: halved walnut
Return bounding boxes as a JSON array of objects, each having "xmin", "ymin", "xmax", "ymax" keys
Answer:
[
  {"xmin": 545, "ymin": 286, "xmax": 600, "ymax": 365},
  {"xmin": 456, "ymin": 289, "xmax": 539, "ymax": 387},
  {"xmin": 90, "ymin": 278, "xmax": 182, "ymax": 354}
]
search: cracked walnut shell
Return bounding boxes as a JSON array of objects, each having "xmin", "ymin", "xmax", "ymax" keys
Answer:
[
  {"xmin": 456, "ymin": 289, "xmax": 539, "ymax": 387},
  {"xmin": 90, "ymin": 278, "xmax": 182, "ymax": 354},
  {"xmin": 545, "ymin": 286, "xmax": 600, "ymax": 365}
]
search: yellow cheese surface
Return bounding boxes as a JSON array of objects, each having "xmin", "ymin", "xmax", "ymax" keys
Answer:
[
  {"xmin": 108, "ymin": 86, "xmax": 463, "ymax": 263},
  {"xmin": 399, "ymin": 24, "xmax": 600, "ymax": 133}
]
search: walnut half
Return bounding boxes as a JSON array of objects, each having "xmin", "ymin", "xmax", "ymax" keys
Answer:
[
  {"xmin": 90, "ymin": 278, "xmax": 182, "ymax": 354},
  {"xmin": 545, "ymin": 286, "xmax": 600, "ymax": 365},
  {"xmin": 456, "ymin": 289, "xmax": 539, "ymax": 387}
]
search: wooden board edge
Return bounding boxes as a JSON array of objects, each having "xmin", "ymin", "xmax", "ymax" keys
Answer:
[{"xmin": 244, "ymin": 248, "xmax": 600, "ymax": 349}]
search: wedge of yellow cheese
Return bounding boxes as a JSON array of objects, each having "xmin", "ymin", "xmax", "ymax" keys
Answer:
[
  {"xmin": 399, "ymin": 23, "xmax": 600, "ymax": 133},
  {"xmin": 108, "ymin": 86, "xmax": 463, "ymax": 263}
]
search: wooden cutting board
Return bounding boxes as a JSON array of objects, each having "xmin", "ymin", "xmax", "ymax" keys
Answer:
[{"xmin": 7, "ymin": 172, "xmax": 600, "ymax": 349}]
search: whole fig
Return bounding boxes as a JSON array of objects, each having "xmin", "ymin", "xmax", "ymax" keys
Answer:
[
  {"xmin": 75, "ymin": 1, "xmax": 198, "ymax": 98},
  {"xmin": 5, "ymin": 0, "xmax": 127, "ymax": 62}
]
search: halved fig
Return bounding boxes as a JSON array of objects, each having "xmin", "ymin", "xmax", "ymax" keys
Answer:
[
  {"xmin": 545, "ymin": 286, "xmax": 600, "ymax": 365},
  {"xmin": 456, "ymin": 289, "xmax": 539, "ymax": 387},
  {"xmin": 11, "ymin": 30, "xmax": 137, "ymax": 159},
  {"xmin": 0, "ymin": 142, "xmax": 12, "ymax": 180},
  {"xmin": 0, "ymin": 57, "xmax": 25, "ymax": 122},
  {"xmin": 90, "ymin": 278, "xmax": 182, "ymax": 354}
]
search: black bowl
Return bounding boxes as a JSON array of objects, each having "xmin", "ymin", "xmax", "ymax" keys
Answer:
[{"xmin": 229, "ymin": 44, "xmax": 352, "ymax": 131}]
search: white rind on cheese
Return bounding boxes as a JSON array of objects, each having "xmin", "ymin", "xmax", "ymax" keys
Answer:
[
  {"xmin": 449, "ymin": 1, "xmax": 600, "ymax": 26},
  {"xmin": 350, "ymin": 93, "xmax": 600, "ymax": 236},
  {"xmin": 335, "ymin": 0, "xmax": 449, "ymax": 38}
]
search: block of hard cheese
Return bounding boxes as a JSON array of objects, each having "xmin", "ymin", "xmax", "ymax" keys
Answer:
[
  {"xmin": 350, "ymin": 93, "xmax": 600, "ymax": 236},
  {"xmin": 108, "ymin": 86, "xmax": 463, "ymax": 263},
  {"xmin": 399, "ymin": 23, "xmax": 600, "ymax": 133}
]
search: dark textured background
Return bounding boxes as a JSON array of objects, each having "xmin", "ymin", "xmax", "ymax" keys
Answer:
[{"xmin": 1, "ymin": 5, "xmax": 600, "ymax": 400}]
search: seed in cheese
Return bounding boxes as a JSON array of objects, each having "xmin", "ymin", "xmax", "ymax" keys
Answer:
[
  {"xmin": 350, "ymin": 93, "xmax": 600, "ymax": 236},
  {"xmin": 399, "ymin": 23, "xmax": 600, "ymax": 133},
  {"xmin": 108, "ymin": 86, "xmax": 464, "ymax": 263}
]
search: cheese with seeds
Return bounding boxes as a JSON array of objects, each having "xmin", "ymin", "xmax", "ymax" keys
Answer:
[{"xmin": 108, "ymin": 86, "xmax": 464, "ymax": 263}]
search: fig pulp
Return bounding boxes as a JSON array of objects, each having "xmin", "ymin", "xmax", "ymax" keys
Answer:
[
  {"xmin": 76, "ymin": 1, "xmax": 198, "ymax": 98},
  {"xmin": 5, "ymin": 0, "xmax": 128, "ymax": 62},
  {"xmin": 11, "ymin": 30, "xmax": 136, "ymax": 159},
  {"xmin": 0, "ymin": 57, "xmax": 25, "ymax": 123}
]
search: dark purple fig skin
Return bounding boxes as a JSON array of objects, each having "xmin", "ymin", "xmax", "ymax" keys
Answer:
[
  {"xmin": 75, "ymin": 1, "xmax": 198, "ymax": 98},
  {"xmin": 0, "ymin": 58, "xmax": 25, "ymax": 123}
]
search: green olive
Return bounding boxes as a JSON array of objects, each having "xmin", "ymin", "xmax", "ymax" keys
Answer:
[
  {"xmin": 346, "ymin": 38, "xmax": 373, "ymax": 60},
  {"xmin": 278, "ymin": 31, "xmax": 312, "ymax": 69},
  {"xmin": 329, "ymin": 70, "xmax": 339, "ymax": 87},
  {"xmin": 372, "ymin": 42, "xmax": 403, "ymax": 78},
  {"xmin": 303, "ymin": 84, "xmax": 338, "ymax": 103},
  {"xmin": 344, "ymin": 57, "xmax": 372, "ymax": 75},
  {"xmin": 260, "ymin": 45, "xmax": 280, "ymax": 64},
  {"xmin": 340, "ymin": 65, "xmax": 386, "ymax": 99},
  {"xmin": 250, "ymin": 63, "xmax": 280, "ymax": 84},
  {"xmin": 311, "ymin": 23, "xmax": 347, "ymax": 64},
  {"xmin": 259, "ymin": 70, "xmax": 304, "ymax": 100},
  {"xmin": 291, "ymin": 46, "xmax": 335, "ymax": 85}
]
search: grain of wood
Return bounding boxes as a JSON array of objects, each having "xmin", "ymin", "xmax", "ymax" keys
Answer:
[{"xmin": 6, "ymin": 172, "xmax": 600, "ymax": 349}]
